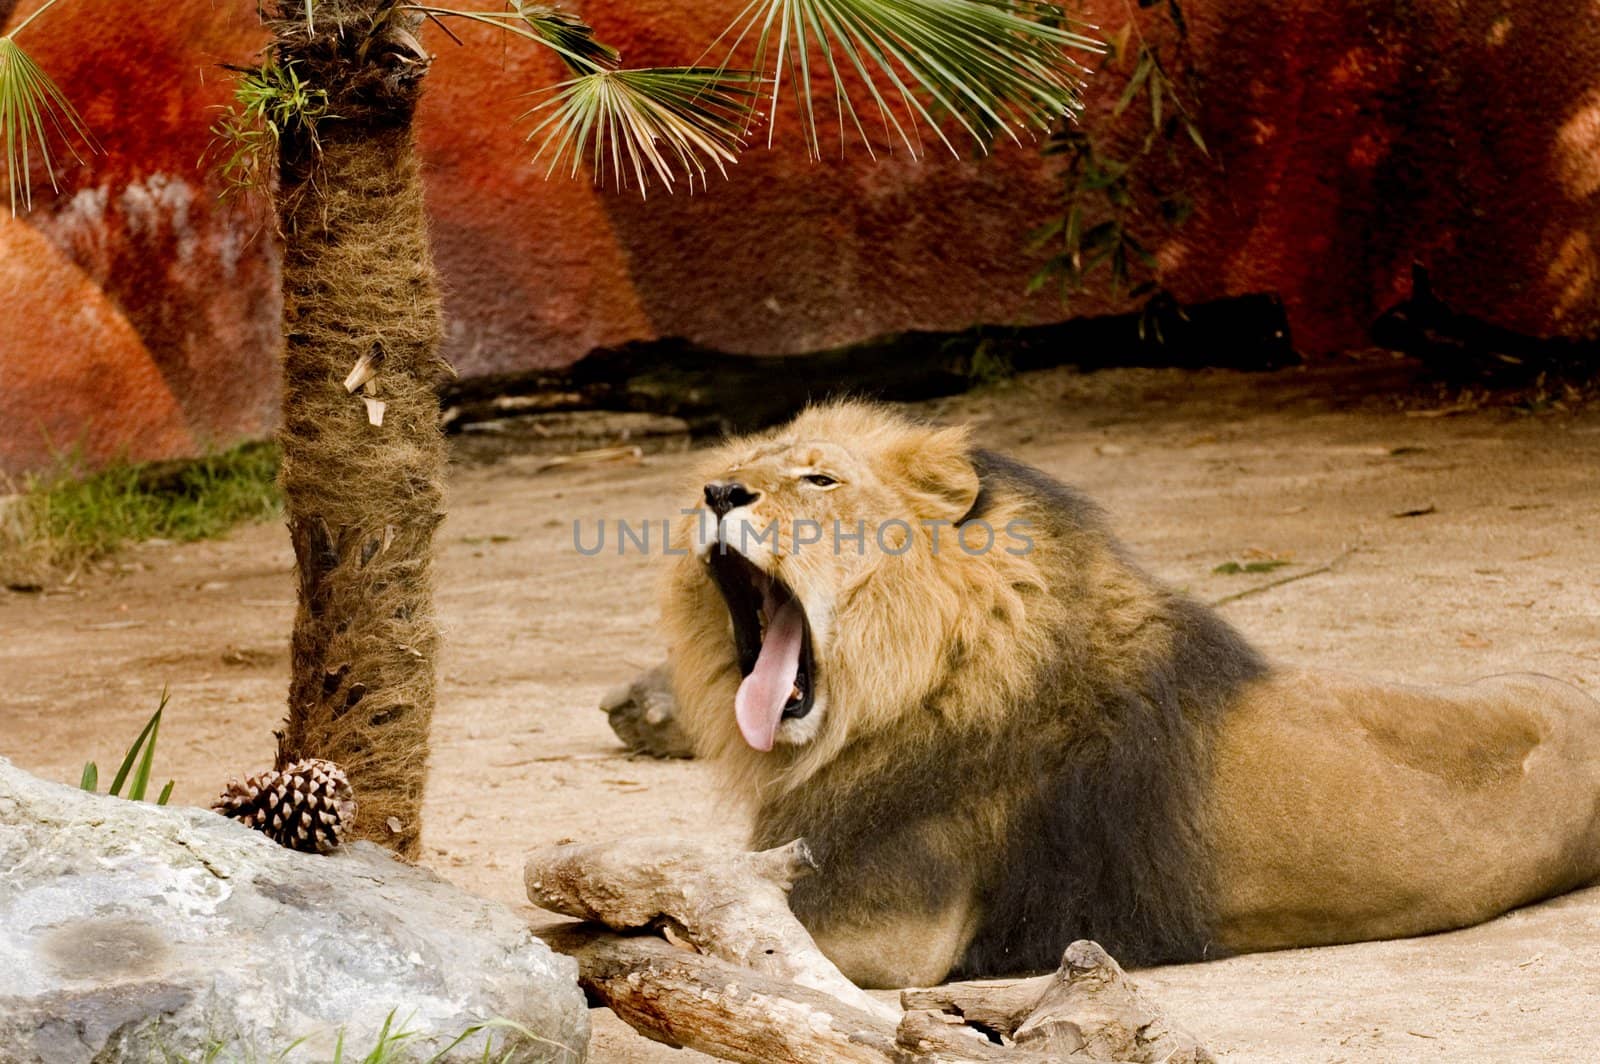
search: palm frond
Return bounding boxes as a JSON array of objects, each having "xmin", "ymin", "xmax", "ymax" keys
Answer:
[
  {"xmin": 711, "ymin": 0, "xmax": 1102, "ymax": 159},
  {"xmin": 524, "ymin": 67, "xmax": 755, "ymax": 196},
  {"xmin": 409, "ymin": 3, "xmax": 619, "ymax": 74},
  {"xmin": 510, "ymin": 2, "xmax": 620, "ymax": 72},
  {"xmin": 0, "ymin": 35, "xmax": 95, "ymax": 215}
]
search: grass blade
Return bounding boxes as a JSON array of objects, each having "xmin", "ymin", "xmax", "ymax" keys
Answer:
[
  {"xmin": 79, "ymin": 761, "xmax": 97, "ymax": 792},
  {"xmin": 126, "ymin": 693, "xmax": 165, "ymax": 801},
  {"xmin": 107, "ymin": 714, "xmax": 156, "ymax": 797},
  {"xmin": 157, "ymin": 779, "xmax": 175, "ymax": 806},
  {"xmin": 109, "ymin": 688, "xmax": 168, "ymax": 798}
]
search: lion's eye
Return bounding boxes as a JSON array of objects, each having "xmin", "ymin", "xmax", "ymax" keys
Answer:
[{"xmin": 802, "ymin": 473, "xmax": 838, "ymax": 488}]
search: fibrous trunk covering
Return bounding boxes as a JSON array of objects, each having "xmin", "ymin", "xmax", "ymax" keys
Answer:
[{"xmin": 272, "ymin": 0, "xmax": 449, "ymax": 859}]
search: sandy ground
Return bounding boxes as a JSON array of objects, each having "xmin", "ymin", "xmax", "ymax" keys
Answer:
[{"xmin": 4, "ymin": 360, "xmax": 1600, "ymax": 1062}]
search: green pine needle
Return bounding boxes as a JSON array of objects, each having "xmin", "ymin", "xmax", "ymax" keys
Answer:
[
  {"xmin": 0, "ymin": 34, "xmax": 95, "ymax": 215},
  {"xmin": 524, "ymin": 67, "xmax": 755, "ymax": 196},
  {"xmin": 710, "ymin": 0, "xmax": 1102, "ymax": 159}
]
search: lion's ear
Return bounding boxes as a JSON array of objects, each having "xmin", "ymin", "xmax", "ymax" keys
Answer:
[{"xmin": 887, "ymin": 426, "xmax": 979, "ymax": 523}]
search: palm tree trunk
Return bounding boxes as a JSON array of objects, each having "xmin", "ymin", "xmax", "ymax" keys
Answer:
[{"xmin": 271, "ymin": 0, "xmax": 449, "ymax": 859}]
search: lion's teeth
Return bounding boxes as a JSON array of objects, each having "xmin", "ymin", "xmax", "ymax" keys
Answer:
[{"xmin": 789, "ymin": 684, "xmax": 802, "ymax": 702}]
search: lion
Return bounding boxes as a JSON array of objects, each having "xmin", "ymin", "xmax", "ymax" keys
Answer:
[{"xmin": 661, "ymin": 400, "xmax": 1600, "ymax": 989}]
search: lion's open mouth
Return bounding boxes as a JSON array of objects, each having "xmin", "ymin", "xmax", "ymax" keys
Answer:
[{"xmin": 706, "ymin": 549, "xmax": 814, "ymax": 751}]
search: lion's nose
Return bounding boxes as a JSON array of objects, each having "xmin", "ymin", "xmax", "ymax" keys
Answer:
[{"xmin": 704, "ymin": 481, "xmax": 759, "ymax": 517}]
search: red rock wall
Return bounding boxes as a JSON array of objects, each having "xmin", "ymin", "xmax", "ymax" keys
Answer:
[
  {"xmin": 1159, "ymin": 0, "xmax": 1600, "ymax": 353},
  {"xmin": 2, "ymin": 0, "xmax": 278, "ymax": 475},
  {"xmin": 3, "ymin": 0, "xmax": 1597, "ymax": 474}
]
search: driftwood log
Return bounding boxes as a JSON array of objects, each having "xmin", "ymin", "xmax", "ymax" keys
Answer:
[
  {"xmin": 900, "ymin": 976, "xmax": 1055, "ymax": 1039},
  {"xmin": 525, "ymin": 835, "xmax": 892, "ymax": 1020},
  {"xmin": 905, "ymin": 941, "xmax": 1214, "ymax": 1063},
  {"xmin": 541, "ymin": 925, "xmax": 1066, "ymax": 1063},
  {"xmin": 544, "ymin": 926, "xmax": 908, "ymax": 1063},
  {"xmin": 527, "ymin": 837, "xmax": 1213, "ymax": 1063}
]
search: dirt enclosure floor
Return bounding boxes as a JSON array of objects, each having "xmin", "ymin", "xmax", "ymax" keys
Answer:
[{"xmin": 4, "ymin": 361, "xmax": 1600, "ymax": 1062}]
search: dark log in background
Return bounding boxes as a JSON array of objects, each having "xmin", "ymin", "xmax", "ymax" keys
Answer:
[{"xmin": 442, "ymin": 293, "xmax": 1297, "ymax": 438}]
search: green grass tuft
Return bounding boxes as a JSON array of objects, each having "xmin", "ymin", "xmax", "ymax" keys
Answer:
[
  {"xmin": 209, "ymin": 58, "xmax": 331, "ymax": 202},
  {"xmin": 79, "ymin": 687, "xmax": 175, "ymax": 804},
  {"xmin": 1, "ymin": 441, "xmax": 281, "ymax": 581},
  {"xmin": 160, "ymin": 1010, "xmax": 581, "ymax": 1063}
]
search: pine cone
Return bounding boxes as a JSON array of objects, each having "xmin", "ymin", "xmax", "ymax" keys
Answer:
[{"xmin": 213, "ymin": 758, "xmax": 357, "ymax": 854}]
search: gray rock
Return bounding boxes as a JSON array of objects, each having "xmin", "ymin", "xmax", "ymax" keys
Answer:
[
  {"xmin": 0, "ymin": 758, "xmax": 588, "ymax": 1063},
  {"xmin": 600, "ymin": 664, "xmax": 696, "ymax": 760}
]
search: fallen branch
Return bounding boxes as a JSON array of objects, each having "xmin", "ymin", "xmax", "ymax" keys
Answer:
[
  {"xmin": 901, "ymin": 977, "xmax": 1052, "ymax": 1038},
  {"xmin": 525, "ymin": 836, "xmax": 893, "ymax": 1021},
  {"xmin": 532, "ymin": 444, "xmax": 644, "ymax": 473},
  {"xmin": 907, "ymin": 942, "xmax": 1213, "ymax": 1063},
  {"xmin": 1209, "ymin": 546, "xmax": 1356, "ymax": 607},
  {"xmin": 544, "ymin": 926, "xmax": 919, "ymax": 1063},
  {"xmin": 528, "ymin": 838, "xmax": 1213, "ymax": 1063}
]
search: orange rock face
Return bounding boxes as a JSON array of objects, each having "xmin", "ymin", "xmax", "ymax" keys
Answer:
[
  {"xmin": 3, "ymin": 0, "xmax": 1597, "ymax": 473},
  {"xmin": 0, "ymin": 216, "xmax": 193, "ymax": 473},
  {"xmin": 4, "ymin": 0, "xmax": 277, "ymax": 476}
]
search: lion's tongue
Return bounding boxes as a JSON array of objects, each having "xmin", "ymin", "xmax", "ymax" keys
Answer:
[{"xmin": 734, "ymin": 597, "xmax": 804, "ymax": 752}]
